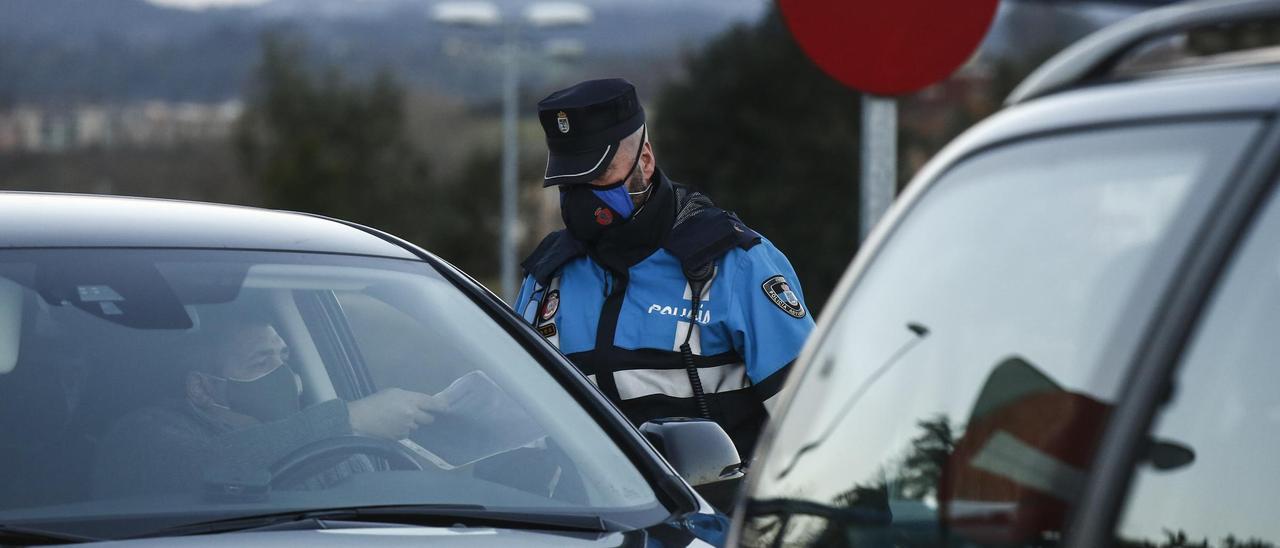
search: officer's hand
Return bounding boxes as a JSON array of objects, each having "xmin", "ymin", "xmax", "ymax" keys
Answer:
[{"xmin": 347, "ymin": 388, "xmax": 445, "ymax": 440}]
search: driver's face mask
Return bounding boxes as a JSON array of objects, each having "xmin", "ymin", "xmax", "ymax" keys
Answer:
[
  {"xmin": 200, "ymin": 364, "xmax": 303, "ymax": 423},
  {"xmin": 560, "ymin": 130, "xmax": 650, "ymax": 243}
]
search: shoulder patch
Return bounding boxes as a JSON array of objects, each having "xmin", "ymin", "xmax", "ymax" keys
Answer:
[
  {"xmin": 540, "ymin": 290, "xmax": 560, "ymax": 321},
  {"xmin": 761, "ymin": 275, "xmax": 806, "ymax": 319}
]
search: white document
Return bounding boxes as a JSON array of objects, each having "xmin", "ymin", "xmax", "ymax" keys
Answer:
[{"xmin": 399, "ymin": 371, "xmax": 546, "ymax": 470}]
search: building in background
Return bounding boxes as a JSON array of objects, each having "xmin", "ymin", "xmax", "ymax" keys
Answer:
[{"xmin": 0, "ymin": 101, "xmax": 242, "ymax": 153}]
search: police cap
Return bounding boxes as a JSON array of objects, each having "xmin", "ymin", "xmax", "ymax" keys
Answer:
[{"xmin": 537, "ymin": 78, "xmax": 645, "ymax": 187}]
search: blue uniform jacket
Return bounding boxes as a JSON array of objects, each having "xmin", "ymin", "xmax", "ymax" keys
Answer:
[{"xmin": 515, "ymin": 180, "xmax": 814, "ymax": 456}]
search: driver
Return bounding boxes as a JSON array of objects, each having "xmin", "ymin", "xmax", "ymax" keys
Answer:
[{"xmin": 92, "ymin": 319, "xmax": 445, "ymax": 498}]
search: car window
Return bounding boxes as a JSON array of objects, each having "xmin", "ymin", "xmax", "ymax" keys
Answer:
[
  {"xmin": 335, "ymin": 291, "xmax": 474, "ymax": 396},
  {"xmin": 1116, "ymin": 178, "xmax": 1280, "ymax": 547},
  {"xmin": 0, "ymin": 249, "xmax": 661, "ymax": 540},
  {"xmin": 739, "ymin": 121, "xmax": 1260, "ymax": 547}
]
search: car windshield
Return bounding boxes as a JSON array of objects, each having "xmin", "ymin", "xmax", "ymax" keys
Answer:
[
  {"xmin": 739, "ymin": 120, "xmax": 1259, "ymax": 546},
  {"xmin": 0, "ymin": 248, "xmax": 661, "ymax": 539}
]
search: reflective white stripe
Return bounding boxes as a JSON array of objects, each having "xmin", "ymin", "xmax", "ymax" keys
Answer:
[
  {"xmin": 680, "ymin": 265, "xmax": 718, "ymax": 300},
  {"xmin": 544, "ymin": 145, "xmax": 612, "ymax": 180},
  {"xmin": 672, "ymin": 320, "xmax": 702, "ymax": 354},
  {"xmin": 674, "ymin": 265, "xmax": 717, "ymax": 354},
  {"xmin": 614, "ymin": 363, "xmax": 749, "ymax": 401}
]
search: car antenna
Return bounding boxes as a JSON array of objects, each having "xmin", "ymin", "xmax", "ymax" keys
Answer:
[{"xmin": 776, "ymin": 322, "xmax": 929, "ymax": 480}]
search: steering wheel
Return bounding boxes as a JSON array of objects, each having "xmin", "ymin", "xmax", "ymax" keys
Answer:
[{"xmin": 269, "ymin": 435, "xmax": 424, "ymax": 489}]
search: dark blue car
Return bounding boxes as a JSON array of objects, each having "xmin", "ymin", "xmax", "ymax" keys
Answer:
[{"xmin": 0, "ymin": 192, "xmax": 735, "ymax": 546}]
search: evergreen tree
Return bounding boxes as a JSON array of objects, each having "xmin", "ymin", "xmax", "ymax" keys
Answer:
[
  {"xmin": 655, "ymin": 7, "xmax": 860, "ymax": 313},
  {"xmin": 235, "ymin": 34, "xmax": 434, "ymax": 249}
]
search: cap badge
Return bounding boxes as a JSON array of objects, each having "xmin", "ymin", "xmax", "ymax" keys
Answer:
[
  {"xmin": 556, "ymin": 111, "xmax": 570, "ymax": 134},
  {"xmin": 594, "ymin": 207, "xmax": 614, "ymax": 226}
]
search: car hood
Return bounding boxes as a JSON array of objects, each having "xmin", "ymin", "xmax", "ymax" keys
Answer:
[{"xmin": 81, "ymin": 522, "xmax": 721, "ymax": 547}]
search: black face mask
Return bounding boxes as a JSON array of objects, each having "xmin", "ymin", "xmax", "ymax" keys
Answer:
[
  {"xmin": 560, "ymin": 132, "xmax": 648, "ymax": 243},
  {"xmin": 221, "ymin": 364, "xmax": 301, "ymax": 423}
]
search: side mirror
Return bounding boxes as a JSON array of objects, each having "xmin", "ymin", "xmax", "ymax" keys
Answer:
[{"xmin": 639, "ymin": 418, "xmax": 745, "ymax": 487}]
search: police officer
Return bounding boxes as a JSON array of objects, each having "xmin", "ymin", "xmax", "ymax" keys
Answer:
[{"xmin": 515, "ymin": 78, "xmax": 814, "ymax": 461}]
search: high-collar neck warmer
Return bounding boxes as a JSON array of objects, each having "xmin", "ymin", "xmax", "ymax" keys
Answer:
[{"xmin": 587, "ymin": 169, "xmax": 676, "ymax": 273}]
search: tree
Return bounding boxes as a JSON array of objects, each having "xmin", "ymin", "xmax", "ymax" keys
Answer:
[
  {"xmin": 655, "ymin": 4, "xmax": 1111, "ymax": 314},
  {"xmin": 432, "ymin": 147, "xmax": 503, "ymax": 276},
  {"xmin": 654, "ymin": 6, "xmax": 860, "ymax": 314},
  {"xmin": 895, "ymin": 414, "xmax": 955, "ymax": 501},
  {"xmin": 235, "ymin": 34, "xmax": 434, "ymax": 249}
]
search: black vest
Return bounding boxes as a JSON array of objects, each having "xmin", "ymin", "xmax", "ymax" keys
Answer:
[{"xmin": 521, "ymin": 171, "xmax": 775, "ymax": 457}]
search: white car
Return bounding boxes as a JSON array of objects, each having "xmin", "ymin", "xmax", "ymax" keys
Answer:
[{"xmin": 733, "ymin": 1, "xmax": 1280, "ymax": 546}]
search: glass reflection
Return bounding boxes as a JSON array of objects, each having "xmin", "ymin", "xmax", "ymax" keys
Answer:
[
  {"xmin": 740, "ymin": 121, "xmax": 1260, "ymax": 548},
  {"xmin": 1117, "ymin": 170, "xmax": 1280, "ymax": 547},
  {"xmin": 747, "ymin": 357, "xmax": 1116, "ymax": 547}
]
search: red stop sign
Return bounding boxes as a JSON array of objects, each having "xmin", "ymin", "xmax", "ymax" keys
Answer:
[{"xmin": 778, "ymin": 0, "xmax": 999, "ymax": 96}]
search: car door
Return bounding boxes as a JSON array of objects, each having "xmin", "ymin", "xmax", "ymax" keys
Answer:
[
  {"xmin": 1110, "ymin": 158, "xmax": 1280, "ymax": 547},
  {"xmin": 733, "ymin": 119, "xmax": 1265, "ymax": 547}
]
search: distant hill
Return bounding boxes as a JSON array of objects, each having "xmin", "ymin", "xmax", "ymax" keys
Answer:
[
  {"xmin": 0, "ymin": 0, "xmax": 767, "ymax": 105},
  {"xmin": 0, "ymin": 0, "xmax": 219, "ymax": 44}
]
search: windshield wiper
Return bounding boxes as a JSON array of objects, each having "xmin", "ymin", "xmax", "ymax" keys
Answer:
[
  {"xmin": 139, "ymin": 504, "xmax": 621, "ymax": 538},
  {"xmin": 0, "ymin": 524, "xmax": 100, "ymax": 545}
]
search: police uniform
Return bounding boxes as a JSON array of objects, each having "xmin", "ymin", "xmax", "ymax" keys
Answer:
[{"xmin": 514, "ymin": 79, "xmax": 814, "ymax": 459}]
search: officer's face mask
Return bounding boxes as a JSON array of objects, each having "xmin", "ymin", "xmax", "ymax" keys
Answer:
[
  {"xmin": 560, "ymin": 135, "xmax": 649, "ymax": 243},
  {"xmin": 200, "ymin": 364, "xmax": 302, "ymax": 423}
]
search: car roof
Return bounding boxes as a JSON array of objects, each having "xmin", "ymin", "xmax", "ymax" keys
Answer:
[
  {"xmin": 1006, "ymin": 0, "xmax": 1280, "ymax": 105},
  {"xmin": 822, "ymin": 37, "xmax": 1280, "ymax": 346},
  {"xmin": 0, "ymin": 191, "xmax": 419, "ymax": 259},
  {"xmin": 912, "ymin": 64, "xmax": 1280, "ymax": 190}
]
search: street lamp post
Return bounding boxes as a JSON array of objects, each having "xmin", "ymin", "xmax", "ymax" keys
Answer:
[
  {"xmin": 498, "ymin": 21, "xmax": 519, "ymax": 305},
  {"xmin": 433, "ymin": 1, "xmax": 591, "ymax": 303}
]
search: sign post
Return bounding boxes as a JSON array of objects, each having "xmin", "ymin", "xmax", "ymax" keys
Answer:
[
  {"xmin": 859, "ymin": 95, "xmax": 896, "ymax": 239},
  {"xmin": 777, "ymin": 0, "xmax": 999, "ymax": 240}
]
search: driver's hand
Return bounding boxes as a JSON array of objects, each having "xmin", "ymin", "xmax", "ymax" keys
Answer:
[{"xmin": 347, "ymin": 388, "xmax": 445, "ymax": 440}]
